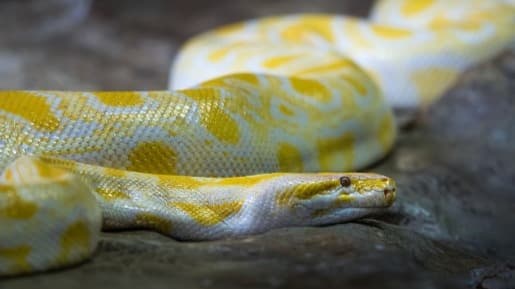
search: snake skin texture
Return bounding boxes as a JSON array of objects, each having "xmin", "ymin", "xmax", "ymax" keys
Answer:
[{"xmin": 0, "ymin": 0, "xmax": 514, "ymax": 276}]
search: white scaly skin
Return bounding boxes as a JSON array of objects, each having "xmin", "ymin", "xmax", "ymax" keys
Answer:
[
  {"xmin": 172, "ymin": 0, "xmax": 515, "ymax": 108},
  {"xmin": 0, "ymin": 0, "xmax": 514, "ymax": 276},
  {"xmin": 0, "ymin": 156, "xmax": 395, "ymax": 275}
]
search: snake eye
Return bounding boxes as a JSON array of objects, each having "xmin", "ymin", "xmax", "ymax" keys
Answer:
[{"xmin": 339, "ymin": 176, "xmax": 351, "ymax": 187}]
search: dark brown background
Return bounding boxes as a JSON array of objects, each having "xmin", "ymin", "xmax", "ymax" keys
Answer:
[{"xmin": 0, "ymin": 0, "xmax": 372, "ymax": 90}]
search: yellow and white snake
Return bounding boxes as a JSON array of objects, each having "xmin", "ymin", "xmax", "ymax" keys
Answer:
[{"xmin": 0, "ymin": 0, "xmax": 513, "ymax": 276}]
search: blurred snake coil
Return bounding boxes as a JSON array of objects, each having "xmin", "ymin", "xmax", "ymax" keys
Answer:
[{"xmin": 0, "ymin": 0, "xmax": 514, "ymax": 276}]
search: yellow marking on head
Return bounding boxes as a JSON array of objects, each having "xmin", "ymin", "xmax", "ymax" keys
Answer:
[
  {"xmin": 128, "ymin": 141, "xmax": 177, "ymax": 174},
  {"xmin": 182, "ymin": 89, "xmax": 241, "ymax": 145},
  {"xmin": 371, "ymin": 25, "xmax": 412, "ymax": 39},
  {"xmin": 0, "ymin": 246, "xmax": 31, "ymax": 273},
  {"xmin": 134, "ymin": 213, "xmax": 172, "ymax": 233},
  {"xmin": 276, "ymin": 181, "xmax": 339, "ymax": 207},
  {"xmin": 310, "ymin": 193, "xmax": 356, "ymax": 218},
  {"xmin": 0, "ymin": 186, "xmax": 38, "ymax": 219},
  {"xmin": 401, "ymin": 0, "xmax": 434, "ymax": 16},
  {"xmin": 337, "ymin": 194, "xmax": 355, "ymax": 203},
  {"xmin": 0, "ymin": 91, "xmax": 59, "ymax": 131},
  {"xmin": 95, "ymin": 91, "xmax": 143, "ymax": 106},
  {"xmin": 317, "ymin": 132, "xmax": 355, "ymax": 171},
  {"xmin": 281, "ymin": 16, "xmax": 334, "ymax": 43},
  {"xmin": 96, "ymin": 188, "xmax": 130, "ymax": 201},
  {"xmin": 277, "ymin": 143, "xmax": 304, "ymax": 172},
  {"xmin": 171, "ymin": 201, "xmax": 244, "ymax": 226},
  {"xmin": 352, "ymin": 176, "xmax": 394, "ymax": 194},
  {"xmin": 411, "ymin": 67, "xmax": 458, "ymax": 105},
  {"xmin": 377, "ymin": 113, "xmax": 396, "ymax": 152},
  {"xmin": 290, "ymin": 78, "xmax": 331, "ymax": 102},
  {"xmin": 56, "ymin": 221, "xmax": 92, "ymax": 265},
  {"xmin": 263, "ymin": 55, "xmax": 300, "ymax": 68}
]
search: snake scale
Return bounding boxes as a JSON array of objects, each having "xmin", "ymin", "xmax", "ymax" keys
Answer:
[{"xmin": 0, "ymin": 0, "xmax": 513, "ymax": 276}]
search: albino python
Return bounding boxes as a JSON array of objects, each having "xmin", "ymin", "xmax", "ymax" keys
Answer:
[{"xmin": 0, "ymin": 0, "xmax": 514, "ymax": 276}]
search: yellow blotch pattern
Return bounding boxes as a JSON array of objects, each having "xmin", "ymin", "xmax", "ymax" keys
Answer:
[
  {"xmin": 371, "ymin": 25, "xmax": 412, "ymax": 39},
  {"xmin": 183, "ymin": 90, "xmax": 241, "ymax": 145},
  {"xmin": 317, "ymin": 132, "xmax": 355, "ymax": 171},
  {"xmin": 263, "ymin": 55, "xmax": 300, "ymax": 68},
  {"xmin": 208, "ymin": 42, "xmax": 245, "ymax": 61},
  {"xmin": 56, "ymin": 221, "xmax": 91, "ymax": 265},
  {"xmin": 202, "ymin": 106, "xmax": 241, "ymax": 145},
  {"xmin": 128, "ymin": 141, "xmax": 177, "ymax": 174},
  {"xmin": 411, "ymin": 67, "xmax": 458, "ymax": 104},
  {"xmin": 290, "ymin": 78, "xmax": 331, "ymax": 102},
  {"xmin": 0, "ymin": 186, "xmax": 38, "ymax": 219},
  {"xmin": 95, "ymin": 91, "xmax": 143, "ymax": 107},
  {"xmin": 104, "ymin": 167, "xmax": 127, "ymax": 178},
  {"xmin": 0, "ymin": 91, "xmax": 59, "ymax": 131},
  {"xmin": 296, "ymin": 59, "xmax": 355, "ymax": 75},
  {"xmin": 158, "ymin": 175, "xmax": 206, "ymax": 190},
  {"xmin": 230, "ymin": 73, "xmax": 260, "ymax": 86},
  {"xmin": 401, "ymin": 0, "xmax": 434, "ymax": 16},
  {"xmin": 276, "ymin": 181, "xmax": 338, "ymax": 207},
  {"xmin": 214, "ymin": 174, "xmax": 279, "ymax": 187},
  {"xmin": 134, "ymin": 213, "xmax": 173, "ymax": 233},
  {"xmin": 429, "ymin": 16, "xmax": 482, "ymax": 31},
  {"xmin": 0, "ymin": 246, "xmax": 31, "ymax": 273},
  {"xmin": 281, "ymin": 16, "xmax": 334, "ymax": 43},
  {"xmin": 34, "ymin": 159, "xmax": 67, "ymax": 179},
  {"xmin": 172, "ymin": 201, "xmax": 244, "ymax": 226},
  {"xmin": 277, "ymin": 143, "xmax": 304, "ymax": 172},
  {"xmin": 95, "ymin": 187, "xmax": 130, "ymax": 201}
]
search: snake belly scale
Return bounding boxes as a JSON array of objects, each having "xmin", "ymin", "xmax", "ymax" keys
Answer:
[{"xmin": 0, "ymin": 0, "xmax": 514, "ymax": 276}]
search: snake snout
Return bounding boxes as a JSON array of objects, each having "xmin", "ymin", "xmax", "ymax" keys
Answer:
[{"xmin": 383, "ymin": 187, "xmax": 396, "ymax": 205}]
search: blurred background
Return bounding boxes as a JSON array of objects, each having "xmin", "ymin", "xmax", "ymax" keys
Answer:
[{"xmin": 0, "ymin": 0, "xmax": 372, "ymax": 90}]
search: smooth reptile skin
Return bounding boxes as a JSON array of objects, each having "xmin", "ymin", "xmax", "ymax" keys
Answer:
[{"xmin": 0, "ymin": 0, "xmax": 514, "ymax": 276}]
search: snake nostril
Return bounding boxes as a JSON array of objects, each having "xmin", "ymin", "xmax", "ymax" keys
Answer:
[{"xmin": 384, "ymin": 189, "xmax": 392, "ymax": 198}]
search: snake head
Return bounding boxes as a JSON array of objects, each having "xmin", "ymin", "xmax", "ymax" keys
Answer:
[{"xmin": 273, "ymin": 173, "xmax": 396, "ymax": 225}]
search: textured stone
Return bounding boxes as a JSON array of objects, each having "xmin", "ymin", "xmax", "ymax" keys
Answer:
[{"xmin": 1, "ymin": 1, "xmax": 514, "ymax": 288}]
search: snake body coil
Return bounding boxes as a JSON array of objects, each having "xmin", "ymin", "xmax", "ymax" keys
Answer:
[{"xmin": 0, "ymin": 0, "xmax": 514, "ymax": 276}]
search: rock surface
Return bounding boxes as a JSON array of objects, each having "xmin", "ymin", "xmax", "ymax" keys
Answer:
[{"xmin": 1, "ymin": 1, "xmax": 514, "ymax": 288}]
